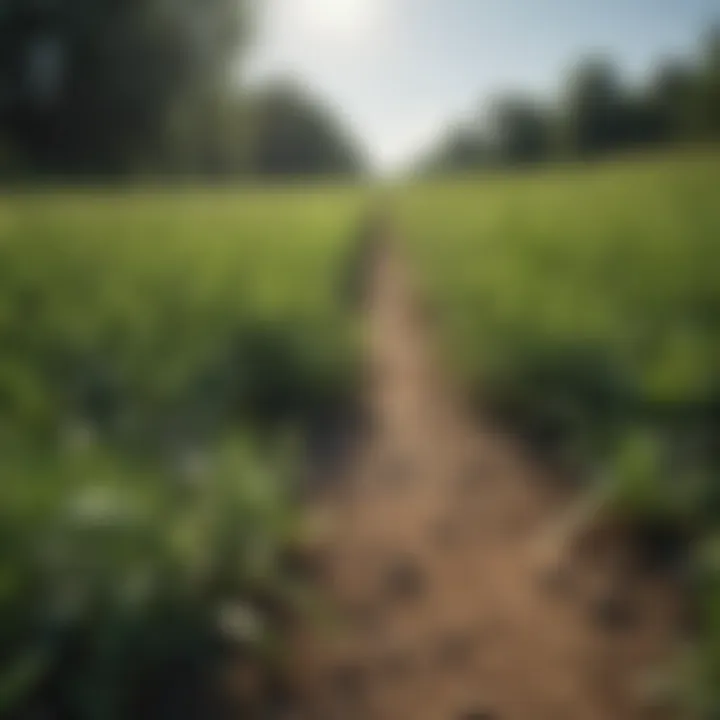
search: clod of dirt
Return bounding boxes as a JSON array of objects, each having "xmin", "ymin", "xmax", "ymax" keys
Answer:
[
  {"xmin": 456, "ymin": 707, "xmax": 496, "ymax": 720},
  {"xmin": 348, "ymin": 600, "xmax": 383, "ymax": 633},
  {"xmin": 379, "ymin": 649, "xmax": 415, "ymax": 679},
  {"xmin": 383, "ymin": 556, "xmax": 426, "ymax": 601},
  {"xmin": 384, "ymin": 455, "xmax": 414, "ymax": 490},
  {"xmin": 591, "ymin": 591, "xmax": 638, "ymax": 631},
  {"xmin": 458, "ymin": 462, "xmax": 490, "ymax": 493},
  {"xmin": 283, "ymin": 546, "xmax": 326, "ymax": 583},
  {"xmin": 538, "ymin": 563, "xmax": 574, "ymax": 597},
  {"xmin": 436, "ymin": 631, "xmax": 476, "ymax": 670},
  {"xmin": 433, "ymin": 517, "xmax": 461, "ymax": 547},
  {"xmin": 330, "ymin": 663, "xmax": 369, "ymax": 703}
]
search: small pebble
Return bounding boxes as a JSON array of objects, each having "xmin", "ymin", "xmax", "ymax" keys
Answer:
[
  {"xmin": 383, "ymin": 557, "xmax": 426, "ymax": 601},
  {"xmin": 436, "ymin": 631, "xmax": 476, "ymax": 669},
  {"xmin": 457, "ymin": 707, "xmax": 496, "ymax": 720},
  {"xmin": 379, "ymin": 649, "xmax": 414, "ymax": 679},
  {"xmin": 330, "ymin": 663, "xmax": 367, "ymax": 700},
  {"xmin": 591, "ymin": 592, "xmax": 637, "ymax": 631},
  {"xmin": 539, "ymin": 563, "xmax": 573, "ymax": 597},
  {"xmin": 433, "ymin": 517, "xmax": 460, "ymax": 546}
]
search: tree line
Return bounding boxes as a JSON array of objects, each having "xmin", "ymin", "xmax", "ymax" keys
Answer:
[
  {"xmin": 419, "ymin": 27, "xmax": 720, "ymax": 174},
  {"xmin": 0, "ymin": 0, "xmax": 365, "ymax": 181}
]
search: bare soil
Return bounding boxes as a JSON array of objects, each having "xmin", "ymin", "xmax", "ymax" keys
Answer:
[{"xmin": 288, "ymin": 238, "xmax": 684, "ymax": 720}]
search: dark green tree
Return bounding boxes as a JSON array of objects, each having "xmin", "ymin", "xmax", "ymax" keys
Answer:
[
  {"xmin": 414, "ymin": 123, "xmax": 489, "ymax": 175},
  {"xmin": 698, "ymin": 25, "xmax": 720, "ymax": 138},
  {"xmin": 649, "ymin": 60, "xmax": 699, "ymax": 141},
  {"xmin": 562, "ymin": 59, "xmax": 628, "ymax": 157},
  {"xmin": 248, "ymin": 81, "xmax": 365, "ymax": 177},
  {"xmin": 488, "ymin": 95, "xmax": 551, "ymax": 165},
  {"xmin": 0, "ymin": 0, "xmax": 248, "ymax": 177}
]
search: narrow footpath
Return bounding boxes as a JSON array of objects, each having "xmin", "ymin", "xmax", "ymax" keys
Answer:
[{"xmin": 289, "ymin": 237, "xmax": 683, "ymax": 720}]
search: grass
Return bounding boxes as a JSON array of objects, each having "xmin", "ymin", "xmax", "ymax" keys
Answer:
[
  {"xmin": 4, "ymin": 152, "xmax": 720, "ymax": 715},
  {"xmin": 0, "ymin": 183, "xmax": 367, "ymax": 717},
  {"xmin": 0, "ymin": 186, "xmax": 368, "ymax": 441},
  {"xmin": 398, "ymin": 153, "xmax": 719, "ymax": 454}
]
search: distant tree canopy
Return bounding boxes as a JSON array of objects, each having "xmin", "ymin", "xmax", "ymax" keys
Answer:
[
  {"xmin": 248, "ymin": 82, "xmax": 365, "ymax": 178},
  {"xmin": 489, "ymin": 96, "xmax": 551, "ymax": 165},
  {"xmin": 418, "ymin": 26, "xmax": 720, "ymax": 175},
  {"xmin": 0, "ymin": 0, "xmax": 365, "ymax": 180},
  {"xmin": 415, "ymin": 125, "xmax": 489, "ymax": 175},
  {"xmin": 0, "ymin": 0, "xmax": 247, "ymax": 176},
  {"xmin": 563, "ymin": 60, "xmax": 628, "ymax": 157}
]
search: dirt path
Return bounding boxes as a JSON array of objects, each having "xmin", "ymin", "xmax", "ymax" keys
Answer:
[{"xmin": 290, "ymin": 238, "xmax": 683, "ymax": 719}]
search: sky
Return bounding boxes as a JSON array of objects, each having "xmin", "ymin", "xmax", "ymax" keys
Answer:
[{"xmin": 246, "ymin": 0, "xmax": 719, "ymax": 171}]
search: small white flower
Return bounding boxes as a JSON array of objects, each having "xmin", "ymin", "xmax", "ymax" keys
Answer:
[
  {"xmin": 67, "ymin": 485, "xmax": 132, "ymax": 526},
  {"xmin": 217, "ymin": 602, "xmax": 265, "ymax": 645}
]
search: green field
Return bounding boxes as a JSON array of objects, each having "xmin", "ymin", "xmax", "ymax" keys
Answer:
[
  {"xmin": 0, "ymin": 187, "xmax": 367, "ymax": 439},
  {"xmin": 399, "ymin": 153, "xmax": 719, "ymax": 473},
  {"xmin": 2, "ymin": 154, "xmax": 720, "ymax": 715},
  {"xmin": 0, "ymin": 185, "xmax": 366, "ymax": 717}
]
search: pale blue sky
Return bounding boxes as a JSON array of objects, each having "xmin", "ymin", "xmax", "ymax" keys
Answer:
[{"xmin": 246, "ymin": 0, "xmax": 719, "ymax": 170}]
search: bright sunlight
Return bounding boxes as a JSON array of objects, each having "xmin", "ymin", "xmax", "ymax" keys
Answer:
[{"xmin": 293, "ymin": 0, "xmax": 386, "ymax": 42}]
